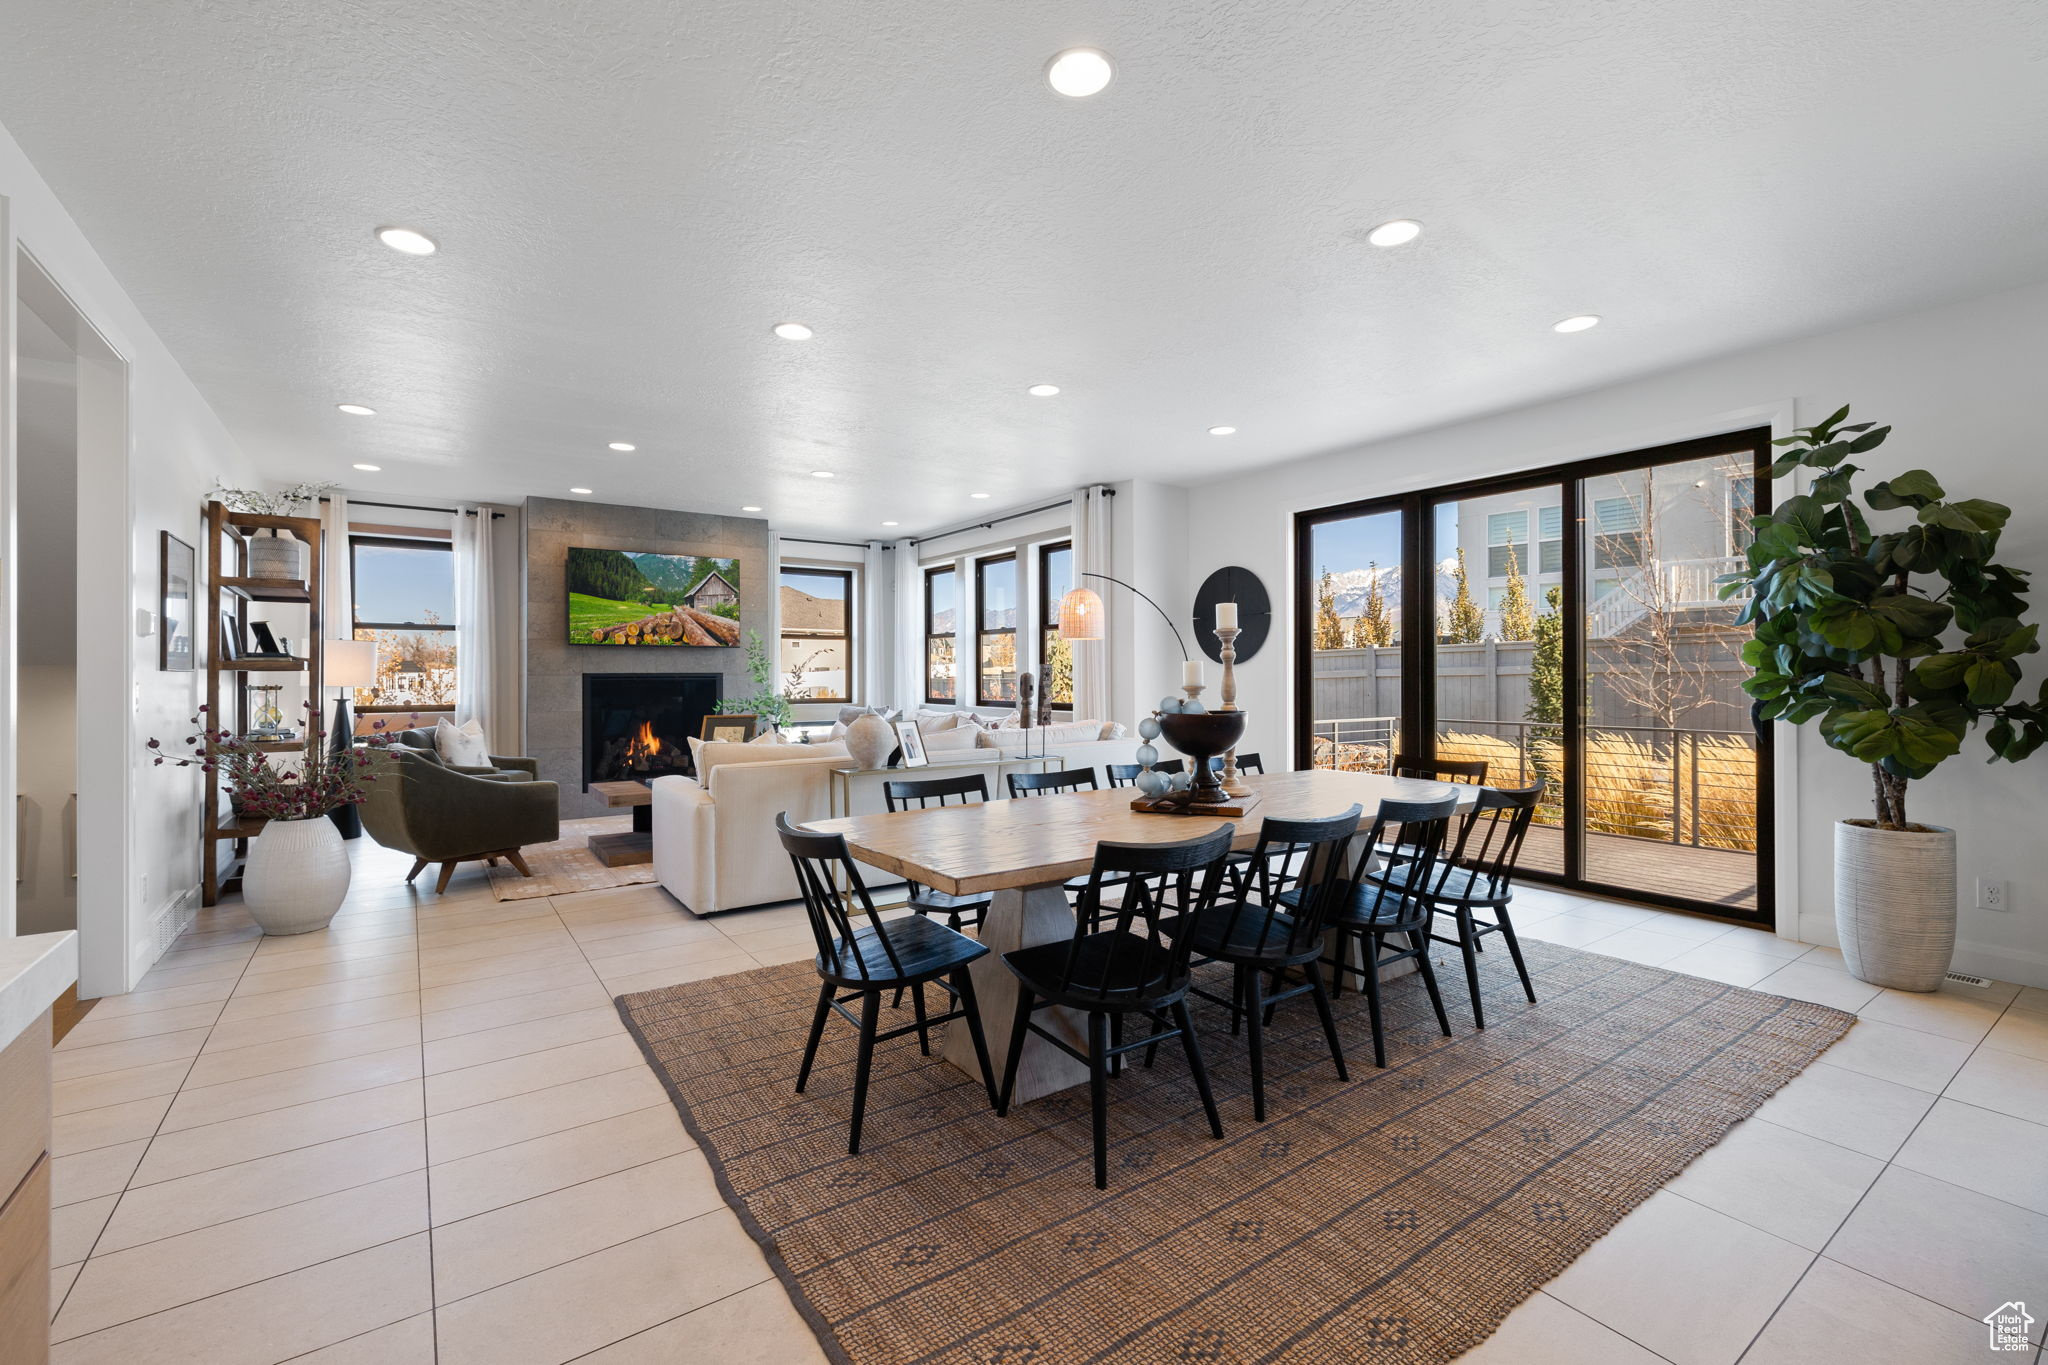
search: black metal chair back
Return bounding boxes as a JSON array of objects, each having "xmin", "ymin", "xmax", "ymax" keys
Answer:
[
  {"xmin": 1436, "ymin": 782, "xmax": 1543, "ymax": 902},
  {"xmin": 776, "ymin": 813, "xmax": 900, "ymax": 984},
  {"xmin": 1391, "ymin": 753, "xmax": 1489, "ymax": 785},
  {"xmin": 1105, "ymin": 764, "xmax": 1142, "ymax": 788},
  {"xmin": 883, "ymin": 772, "xmax": 988, "ymax": 812},
  {"xmin": 1055, "ymin": 825, "xmax": 1235, "ymax": 1005},
  {"xmin": 1007, "ymin": 767, "xmax": 1100, "ymax": 799},
  {"xmin": 1209, "ymin": 805, "xmax": 1361, "ymax": 959},
  {"xmin": 1234, "ymin": 752, "xmax": 1264, "ymax": 774},
  {"xmin": 1152, "ymin": 758, "xmax": 1186, "ymax": 776}
]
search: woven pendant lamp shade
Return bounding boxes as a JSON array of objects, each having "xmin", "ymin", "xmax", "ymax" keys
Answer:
[{"xmin": 1058, "ymin": 587, "xmax": 1105, "ymax": 640}]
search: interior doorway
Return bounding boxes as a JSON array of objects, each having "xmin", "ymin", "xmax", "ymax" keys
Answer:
[{"xmin": 14, "ymin": 249, "xmax": 132, "ymax": 995}]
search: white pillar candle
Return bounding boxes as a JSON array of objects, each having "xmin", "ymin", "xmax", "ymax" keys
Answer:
[
  {"xmin": 1182, "ymin": 659, "xmax": 1203, "ymax": 687},
  {"xmin": 1215, "ymin": 601, "xmax": 1239, "ymax": 629}
]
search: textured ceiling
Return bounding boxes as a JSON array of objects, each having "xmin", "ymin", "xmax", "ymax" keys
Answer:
[{"xmin": 3, "ymin": 1, "xmax": 2046, "ymax": 535}]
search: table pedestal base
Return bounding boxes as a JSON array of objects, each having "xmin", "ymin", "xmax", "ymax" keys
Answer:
[{"xmin": 942, "ymin": 883, "xmax": 1091, "ymax": 1104}]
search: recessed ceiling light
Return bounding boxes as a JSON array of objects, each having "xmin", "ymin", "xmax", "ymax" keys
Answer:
[
  {"xmin": 970, "ymin": 492, "xmax": 992, "ymax": 499},
  {"xmin": 882, "ymin": 520, "xmax": 899, "ymax": 527},
  {"xmin": 1208, "ymin": 425, "xmax": 1237, "ymax": 436},
  {"xmin": 337, "ymin": 403, "xmax": 376, "ymax": 416},
  {"xmin": 352, "ymin": 463, "xmax": 381, "ymax": 472},
  {"xmin": 1553, "ymin": 314, "xmax": 1601, "ymax": 333},
  {"xmin": 1365, "ymin": 219, "xmax": 1423, "ymax": 247},
  {"xmin": 810, "ymin": 470, "xmax": 834, "ymax": 479},
  {"xmin": 1046, "ymin": 48, "xmax": 1115, "ymax": 97},
  {"xmin": 375, "ymin": 226, "xmax": 437, "ymax": 256},
  {"xmin": 569, "ymin": 487, "xmax": 593, "ymax": 495},
  {"xmin": 742, "ymin": 505, "xmax": 763, "ymax": 512},
  {"xmin": 773, "ymin": 322, "xmax": 814, "ymax": 341},
  {"xmin": 608, "ymin": 442, "xmax": 636, "ymax": 452},
  {"xmin": 1027, "ymin": 383, "xmax": 1061, "ymax": 397}
]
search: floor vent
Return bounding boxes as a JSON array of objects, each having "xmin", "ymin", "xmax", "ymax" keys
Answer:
[{"xmin": 1943, "ymin": 971, "xmax": 1992, "ymax": 988}]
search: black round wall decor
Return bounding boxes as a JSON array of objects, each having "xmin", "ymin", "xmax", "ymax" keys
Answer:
[{"xmin": 1192, "ymin": 566, "xmax": 1272, "ymax": 664}]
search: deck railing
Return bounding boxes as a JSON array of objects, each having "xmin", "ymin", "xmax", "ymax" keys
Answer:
[{"xmin": 1307, "ymin": 714, "xmax": 1757, "ymax": 852}]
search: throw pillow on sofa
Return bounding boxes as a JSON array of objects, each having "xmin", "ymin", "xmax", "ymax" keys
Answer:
[{"xmin": 921, "ymin": 726, "xmax": 982, "ymax": 755}]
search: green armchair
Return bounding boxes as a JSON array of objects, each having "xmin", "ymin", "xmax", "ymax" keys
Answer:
[{"xmin": 358, "ymin": 746, "xmax": 560, "ymax": 893}]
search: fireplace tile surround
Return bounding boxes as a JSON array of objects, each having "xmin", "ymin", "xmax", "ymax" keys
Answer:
[{"xmin": 524, "ymin": 496, "xmax": 771, "ymax": 818}]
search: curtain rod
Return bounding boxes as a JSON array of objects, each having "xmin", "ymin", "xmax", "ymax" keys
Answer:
[
  {"xmin": 779, "ymin": 536, "xmax": 879, "ymax": 551},
  {"xmin": 320, "ymin": 496, "xmax": 505, "ymax": 520},
  {"xmin": 907, "ymin": 488, "xmax": 1111, "ymax": 547}
]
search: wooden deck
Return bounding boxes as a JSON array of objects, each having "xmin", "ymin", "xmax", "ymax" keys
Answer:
[{"xmin": 1518, "ymin": 823, "xmax": 1759, "ymax": 909}]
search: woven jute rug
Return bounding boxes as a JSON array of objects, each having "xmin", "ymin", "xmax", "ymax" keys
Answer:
[
  {"xmin": 487, "ymin": 816, "xmax": 658, "ymax": 901},
  {"xmin": 617, "ymin": 936, "xmax": 1851, "ymax": 1365}
]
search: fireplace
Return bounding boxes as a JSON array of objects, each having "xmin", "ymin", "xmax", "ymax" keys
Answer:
[{"xmin": 581, "ymin": 673, "xmax": 721, "ymax": 790}]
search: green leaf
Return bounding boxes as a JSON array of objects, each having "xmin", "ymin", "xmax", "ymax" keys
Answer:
[
  {"xmin": 1820, "ymin": 674, "xmax": 1887, "ymax": 708},
  {"xmin": 1963, "ymin": 659, "xmax": 2017, "ymax": 706},
  {"xmin": 1846, "ymin": 425, "xmax": 1890, "ymax": 453},
  {"xmin": 1866, "ymin": 469, "xmax": 1945, "ymax": 510},
  {"xmin": 1948, "ymin": 498, "xmax": 2011, "ymax": 531},
  {"xmin": 1867, "ymin": 592, "xmax": 1952, "ymax": 640}
]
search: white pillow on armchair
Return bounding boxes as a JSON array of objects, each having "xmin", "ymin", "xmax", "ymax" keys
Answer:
[{"xmin": 434, "ymin": 718, "xmax": 491, "ymax": 768}]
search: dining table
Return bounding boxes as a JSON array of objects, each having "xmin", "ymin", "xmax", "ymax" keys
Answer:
[{"xmin": 808, "ymin": 767, "xmax": 1479, "ymax": 1104}]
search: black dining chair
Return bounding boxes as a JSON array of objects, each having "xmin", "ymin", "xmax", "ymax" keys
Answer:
[
  {"xmin": 1391, "ymin": 753, "xmax": 1489, "ymax": 784},
  {"xmin": 1006, "ymin": 768, "xmax": 1100, "ymax": 799},
  {"xmin": 1105, "ymin": 763, "xmax": 1142, "ymax": 788},
  {"xmin": 883, "ymin": 774, "xmax": 993, "ymax": 932},
  {"xmin": 995, "ymin": 825, "xmax": 1235, "ymax": 1188},
  {"xmin": 1291, "ymin": 794, "xmax": 1461, "ymax": 1068},
  {"xmin": 1394, "ymin": 783, "xmax": 1544, "ymax": 1029},
  {"xmin": 1171, "ymin": 806, "xmax": 1362, "ymax": 1121},
  {"xmin": 776, "ymin": 813, "xmax": 999, "ymax": 1154}
]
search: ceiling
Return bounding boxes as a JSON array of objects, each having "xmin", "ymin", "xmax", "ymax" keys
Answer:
[{"xmin": 3, "ymin": 2, "xmax": 2045, "ymax": 537}]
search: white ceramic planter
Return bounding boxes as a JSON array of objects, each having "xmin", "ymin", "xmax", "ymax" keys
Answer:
[
  {"xmin": 243, "ymin": 816, "xmax": 352, "ymax": 935},
  {"xmin": 1834, "ymin": 819, "xmax": 1955, "ymax": 992}
]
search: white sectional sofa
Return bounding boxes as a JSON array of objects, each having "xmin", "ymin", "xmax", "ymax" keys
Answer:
[{"xmin": 650, "ymin": 724, "xmax": 1144, "ymax": 915}]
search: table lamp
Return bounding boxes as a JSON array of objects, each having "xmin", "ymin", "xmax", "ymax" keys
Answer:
[{"xmin": 324, "ymin": 639, "xmax": 379, "ymax": 839}]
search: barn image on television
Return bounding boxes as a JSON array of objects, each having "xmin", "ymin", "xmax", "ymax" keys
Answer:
[{"xmin": 566, "ymin": 547, "xmax": 742, "ymax": 646}]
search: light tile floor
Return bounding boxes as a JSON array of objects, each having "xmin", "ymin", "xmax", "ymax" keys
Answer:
[{"xmin": 45, "ymin": 842, "xmax": 2048, "ymax": 1364}]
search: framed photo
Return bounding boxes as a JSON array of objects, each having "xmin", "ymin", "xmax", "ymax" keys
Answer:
[
  {"xmin": 219, "ymin": 614, "xmax": 240, "ymax": 662},
  {"xmin": 894, "ymin": 720, "xmax": 928, "ymax": 768},
  {"xmin": 701, "ymin": 713, "xmax": 757, "ymax": 744},
  {"xmin": 247, "ymin": 620, "xmax": 285, "ymax": 657},
  {"xmin": 160, "ymin": 533, "xmax": 196, "ymax": 671}
]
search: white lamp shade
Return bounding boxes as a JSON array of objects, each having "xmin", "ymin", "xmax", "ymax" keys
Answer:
[{"xmin": 325, "ymin": 638, "xmax": 379, "ymax": 689}]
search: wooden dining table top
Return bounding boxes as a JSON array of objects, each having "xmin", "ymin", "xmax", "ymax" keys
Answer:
[{"xmin": 807, "ymin": 768, "xmax": 1479, "ymax": 897}]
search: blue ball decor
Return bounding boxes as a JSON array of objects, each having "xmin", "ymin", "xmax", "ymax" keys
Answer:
[
  {"xmin": 1135, "ymin": 742, "xmax": 1159, "ymax": 767},
  {"xmin": 1158, "ymin": 696, "xmax": 1185, "ymax": 715},
  {"xmin": 1180, "ymin": 699, "xmax": 1207, "ymax": 715},
  {"xmin": 1137, "ymin": 716, "xmax": 1162, "ymax": 741},
  {"xmin": 1169, "ymin": 771, "xmax": 1193, "ymax": 791},
  {"xmin": 1136, "ymin": 770, "xmax": 1172, "ymax": 797}
]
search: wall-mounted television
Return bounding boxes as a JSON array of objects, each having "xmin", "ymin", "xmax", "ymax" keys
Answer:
[{"xmin": 566, "ymin": 547, "xmax": 742, "ymax": 646}]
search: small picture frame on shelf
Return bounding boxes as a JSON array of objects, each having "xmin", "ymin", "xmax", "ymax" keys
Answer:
[
  {"xmin": 701, "ymin": 714, "xmax": 757, "ymax": 744},
  {"xmin": 218, "ymin": 615, "xmax": 240, "ymax": 662},
  {"xmin": 894, "ymin": 720, "xmax": 928, "ymax": 768},
  {"xmin": 246, "ymin": 621, "xmax": 286, "ymax": 657}
]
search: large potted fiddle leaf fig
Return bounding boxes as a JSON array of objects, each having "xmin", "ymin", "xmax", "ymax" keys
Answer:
[{"xmin": 1725, "ymin": 406, "xmax": 2045, "ymax": 990}]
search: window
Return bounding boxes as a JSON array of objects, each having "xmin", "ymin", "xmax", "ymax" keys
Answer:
[
  {"xmin": 1592, "ymin": 496, "xmax": 1646, "ymax": 570},
  {"xmin": 1038, "ymin": 541, "xmax": 1074, "ymax": 710},
  {"xmin": 1486, "ymin": 510, "xmax": 1529, "ymax": 579},
  {"xmin": 1538, "ymin": 505, "xmax": 1564, "ymax": 575},
  {"xmin": 350, "ymin": 534, "xmax": 457, "ymax": 714},
  {"xmin": 778, "ymin": 567, "xmax": 853, "ymax": 704},
  {"xmin": 1727, "ymin": 474, "xmax": 1756, "ymax": 553},
  {"xmin": 924, "ymin": 566, "xmax": 957, "ymax": 703},
  {"xmin": 976, "ymin": 555, "xmax": 1018, "ymax": 705}
]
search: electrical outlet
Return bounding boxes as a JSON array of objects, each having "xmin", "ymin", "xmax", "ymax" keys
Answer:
[{"xmin": 1977, "ymin": 878, "xmax": 2008, "ymax": 911}]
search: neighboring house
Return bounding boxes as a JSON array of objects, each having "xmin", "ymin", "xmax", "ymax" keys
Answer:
[
  {"xmin": 778, "ymin": 583, "xmax": 842, "ymax": 636},
  {"xmin": 684, "ymin": 569, "xmax": 739, "ymax": 611}
]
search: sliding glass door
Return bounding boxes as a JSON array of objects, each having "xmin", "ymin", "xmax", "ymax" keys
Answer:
[{"xmin": 1295, "ymin": 431, "xmax": 1772, "ymax": 923}]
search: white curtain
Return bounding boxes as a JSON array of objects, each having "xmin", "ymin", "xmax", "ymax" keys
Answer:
[
  {"xmin": 1072, "ymin": 485, "xmax": 1113, "ymax": 722},
  {"xmin": 321, "ymin": 493, "xmax": 353, "ymax": 647},
  {"xmin": 893, "ymin": 537, "xmax": 921, "ymax": 713},
  {"xmin": 454, "ymin": 507, "xmax": 496, "ymax": 748},
  {"xmin": 861, "ymin": 540, "xmax": 892, "ymax": 707}
]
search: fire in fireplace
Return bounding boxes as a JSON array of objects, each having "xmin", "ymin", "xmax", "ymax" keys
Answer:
[{"xmin": 581, "ymin": 673, "xmax": 720, "ymax": 790}]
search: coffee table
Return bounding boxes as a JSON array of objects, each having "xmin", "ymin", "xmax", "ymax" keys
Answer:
[{"xmin": 588, "ymin": 780, "xmax": 653, "ymax": 866}]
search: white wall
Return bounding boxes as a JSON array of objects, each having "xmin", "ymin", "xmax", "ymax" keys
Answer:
[
  {"xmin": 1184, "ymin": 279, "xmax": 2048, "ymax": 988},
  {"xmin": 3, "ymin": 115, "xmax": 258, "ymax": 992}
]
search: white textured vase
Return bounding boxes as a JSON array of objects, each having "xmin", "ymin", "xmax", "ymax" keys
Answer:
[
  {"xmin": 1834, "ymin": 820, "xmax": 1955, "ymax": 992},
  {"xmin": 243, "ymin": 816, "xmax": 353, "ymax": 935},
  {"xmin": 844, "ymin": 713, "xmax": 895, "ymax": 770}
]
